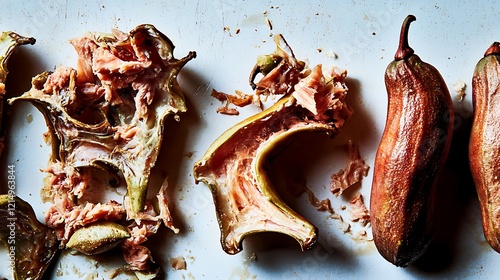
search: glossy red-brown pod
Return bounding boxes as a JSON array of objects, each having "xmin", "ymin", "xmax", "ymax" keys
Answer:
[
  {"xmin": 469, "ymin": 41, "xmax": 500, "ymax": 253},
  {"xmin": 370, "ymin": 15, "xmax": 454, "ymax": 267}
]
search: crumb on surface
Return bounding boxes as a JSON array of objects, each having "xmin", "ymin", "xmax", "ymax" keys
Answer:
[
  {"xmin": 171, "ymin": 256, "xmax": 187, "ymax": 270},
  {"xmin": 452, "ymin": 80, "xmax": 466, "ymax": 101}
]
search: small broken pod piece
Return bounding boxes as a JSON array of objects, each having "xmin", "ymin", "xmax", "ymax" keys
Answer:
[
  {"xmin": 469, "ymin": 42, "xmax": 500, "ymax": 253},
  {"xmin": 194, "ymin": 35, "xmax": 351, "ymax": 254},
  {"xmin": 0, "ymin": 32, "xmax": 35, "ymax": 156},
  {"xmin": 9, "ymin": 24, "xmax": 196, "ymax": 216},
  {"xmin": 370, "ymin": 15, "xmax": 454, "ymax": 267},
  {"xmin": 66, "ymin": 221, "xmax": 130, "ymax": 255},
  {"xmin": 0, "ymin": 32, "xmax": 35, "ymax": 84},
  {"xmin": 0, "ymin": 195, "xmax": 58, "ymax": 280}
]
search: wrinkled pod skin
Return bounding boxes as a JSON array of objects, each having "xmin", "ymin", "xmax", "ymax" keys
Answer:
[
  {"xmin": 0, "ymin": 195, "xmax": 59, "ymax": 280},
  {"xmin": 370, "ymin": 15, "xmax": 454, "ymax": 267},
  {"xmin": 469, "ymin": 42, "xmax": 500, "ymax": 253}
]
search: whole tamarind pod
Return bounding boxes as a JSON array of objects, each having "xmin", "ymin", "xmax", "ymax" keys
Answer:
[
  {"xmin": 469, "ymin": 42, "xmax": 500, "ymax": 253},
  {"xmin": 370, "ymin": 15, "xmax": 454, "ymax": 267}
]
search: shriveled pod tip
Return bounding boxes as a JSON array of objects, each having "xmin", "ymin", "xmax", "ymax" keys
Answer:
[
  {"xmin": 394, "ymin": 15, "xmax": 416, "ymax": 60},
  {"xmin": 484, "ymin": 42, "xmax": 500, "ymax": 57}
]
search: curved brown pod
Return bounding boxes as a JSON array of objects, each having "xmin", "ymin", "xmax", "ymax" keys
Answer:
[
  {"xmin": 370, "ymin": 15, "xmax": 454, "ymax": 267},
  {"xmin": 469, "ymin": 42, "xmax": 500, "ymax": 252}
]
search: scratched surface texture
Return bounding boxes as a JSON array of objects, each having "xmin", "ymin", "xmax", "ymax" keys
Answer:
[{"xmin": 0, "ymin": 0, "xmax": 497, "ymax": 279}]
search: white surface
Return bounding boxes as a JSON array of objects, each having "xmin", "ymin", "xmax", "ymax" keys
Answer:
[{"xmin": 0, "ymin": 0, "xmax": 497, "ymax": 279}]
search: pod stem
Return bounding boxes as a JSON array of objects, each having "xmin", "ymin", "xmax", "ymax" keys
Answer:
[
  {"xmin": 484, "ymin": 42, "xmax": 500, "ymax": 57},
  {"xmin": 395, "ymin": 15, "xmax": 416, "ymax": 61}
]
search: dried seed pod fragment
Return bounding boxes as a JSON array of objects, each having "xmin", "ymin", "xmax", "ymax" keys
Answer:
[
  {"xmin": 0, "ymin": 195, "xmax": 58, "ymax": 280},
  {"xmin": 0, "ymin": 32, "xmax": 35, "ymax": 156},
  {"xmin": 9, "ymin": 24, "xmax": 196, "ymax": 216},
  {"xmin": 194, "ymin": 35, "xmax": 351, "ymax": 254}
]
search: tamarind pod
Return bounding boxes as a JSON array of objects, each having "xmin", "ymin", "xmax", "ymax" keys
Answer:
[
  {"xmin": 469, "ymin": 42, "xmax": 500, "ymax": 253},
  {"xmin": 370, "ymin": 15, "xmax": 454, "ymax": 267}
]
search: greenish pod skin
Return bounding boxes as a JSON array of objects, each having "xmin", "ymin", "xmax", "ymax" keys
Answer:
[
  {"xmin": 0, "ymin": 195, "xmax": 59, "ymax": 280},
  {"xmin": 469, "ymin": 42, "xmax": 500, "ymax": 253},
  {"xmin": 370, "ymin": 15, "xmax": 454, "ymax": 267},
  {"xmin": 66, "ymin": 221, "xmax": 130, "ymax": 255}
]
